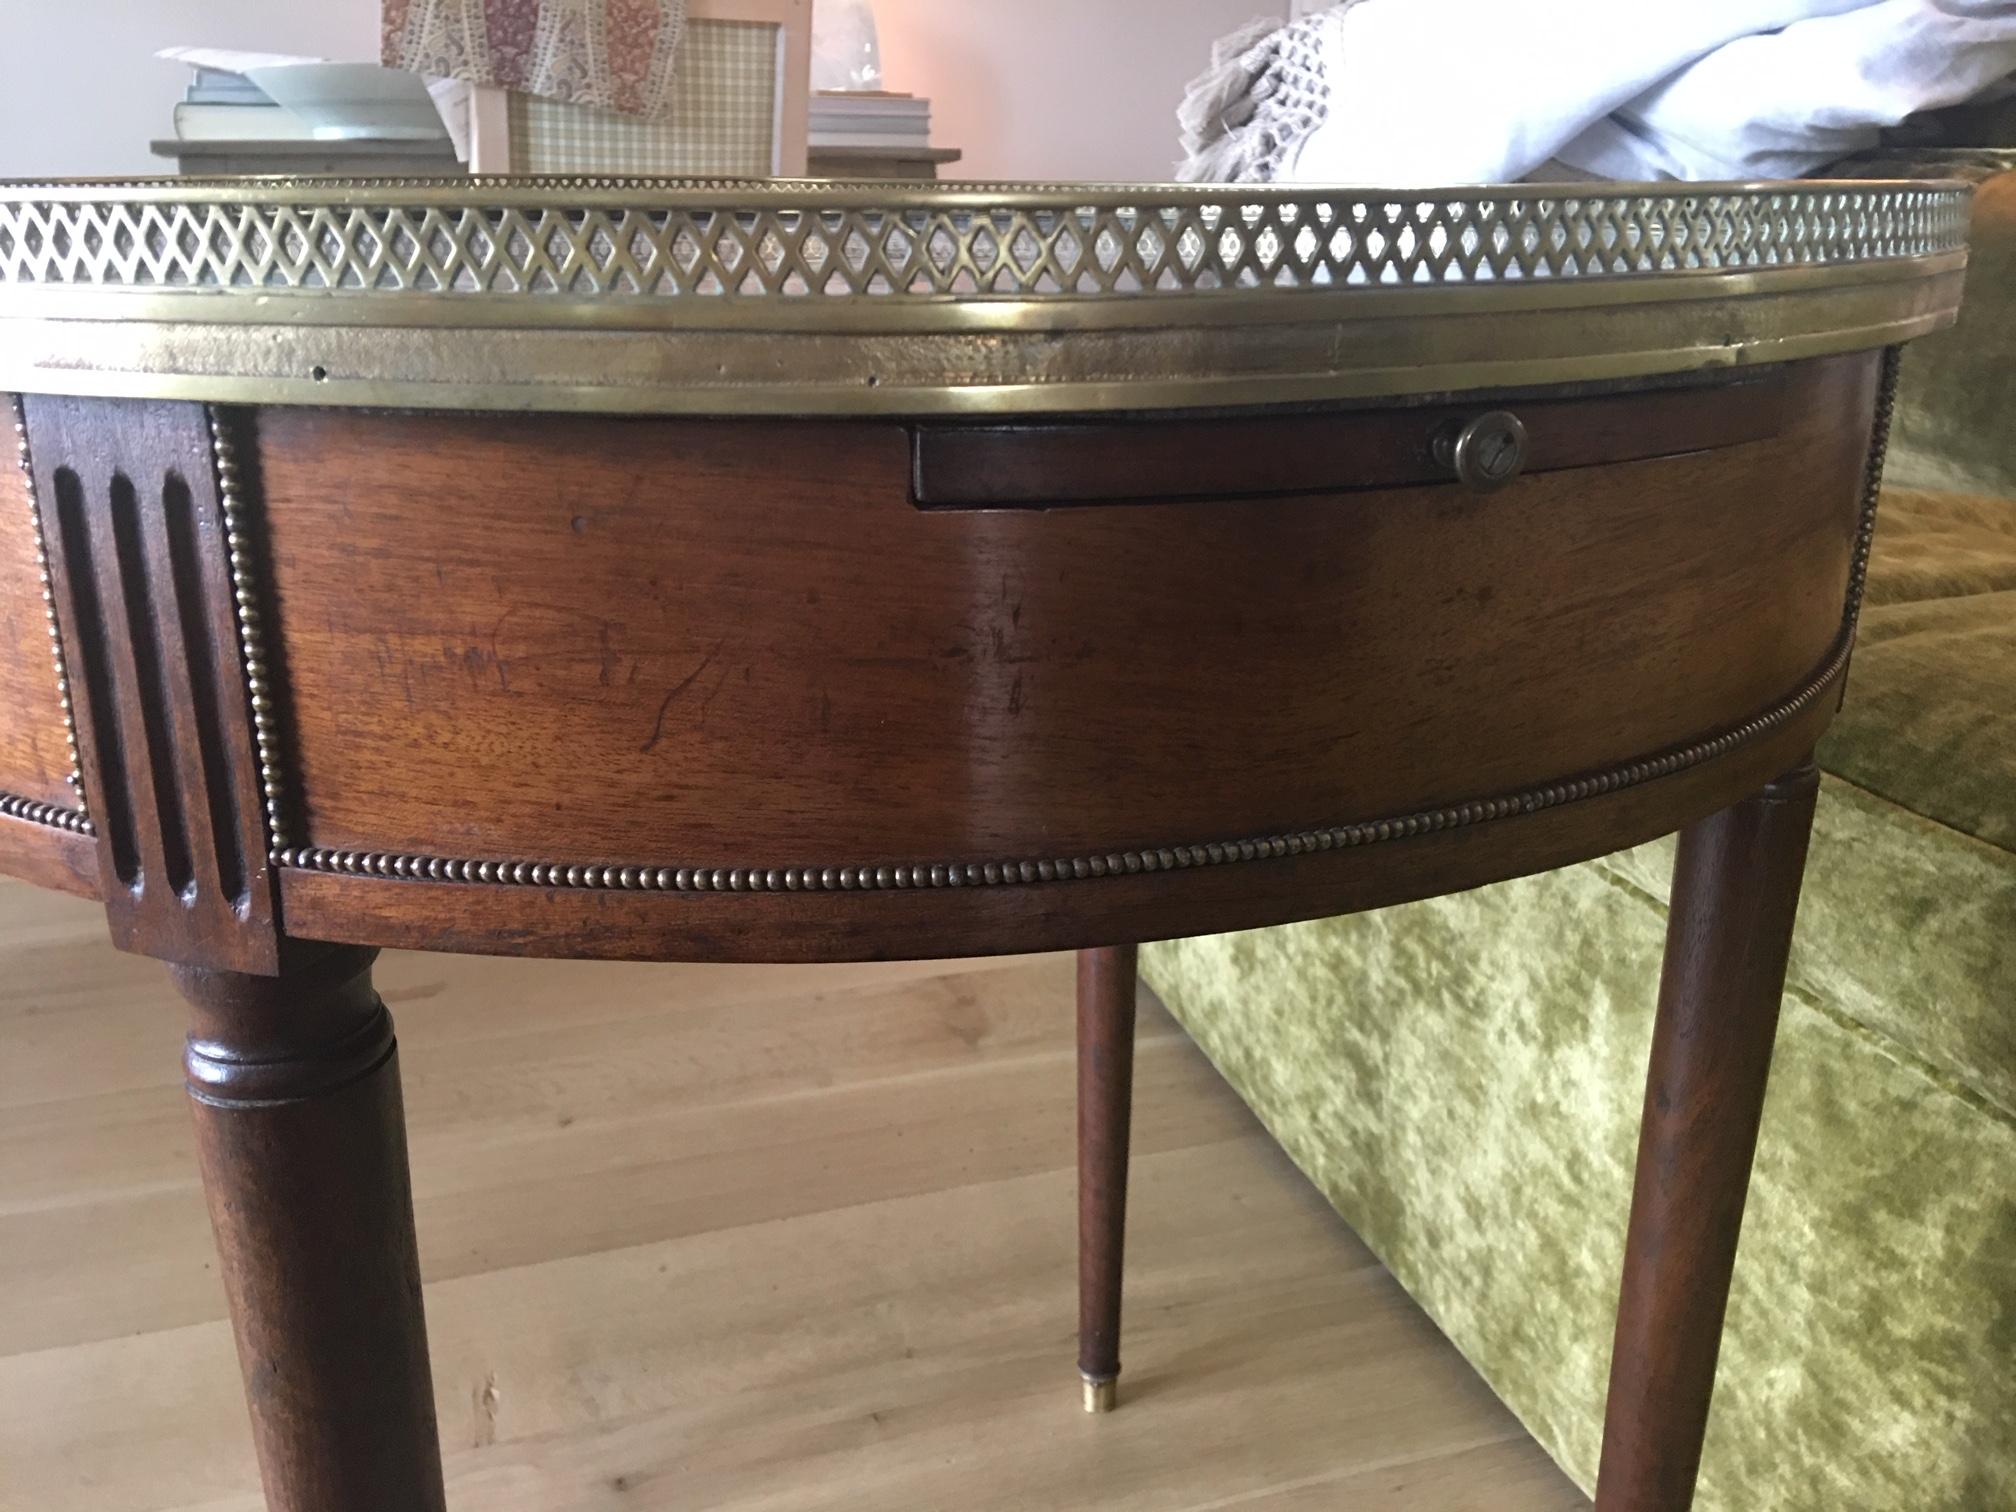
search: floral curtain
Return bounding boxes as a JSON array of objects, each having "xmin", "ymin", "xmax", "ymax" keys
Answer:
[{"xmin": 383, "ymin": 0, "xmax": 688, "ymax": 118}]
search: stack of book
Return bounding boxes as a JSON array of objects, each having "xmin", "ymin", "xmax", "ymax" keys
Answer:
[
  {"xmin": 156, "ymin": 53, "xmax": 462, "ymax": 176},
  {"xmin": 809, "ymin": 91, "xmax": 932, "ymax": 151},
  {"xmin": 172, "ymin": 66, "xmax": 310, "ymax": 143},
  {"xmin": 186, "ymin": 65, "xmax": 271, "ymax": 107}
]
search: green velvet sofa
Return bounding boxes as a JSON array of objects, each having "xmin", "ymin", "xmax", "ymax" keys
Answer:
[{"xmin": 1142, "ymin": 162, "xmax": 2016, "ymax": 1512}]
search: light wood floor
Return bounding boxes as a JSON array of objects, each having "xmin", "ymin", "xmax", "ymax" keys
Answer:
[{"xmin": 0, "ymin": 876, "xmax": 1587, "ymax": 1512}]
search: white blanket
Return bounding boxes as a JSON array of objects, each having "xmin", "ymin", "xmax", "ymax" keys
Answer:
[{"xmin": 1178, "ymin": 0, "xmax": 2016, "ymax": 184}]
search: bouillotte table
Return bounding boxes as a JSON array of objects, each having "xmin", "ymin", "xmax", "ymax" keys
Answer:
[{"xmin": 0, "ymin": 176, "xmax": 1970, "ymax": 1511}]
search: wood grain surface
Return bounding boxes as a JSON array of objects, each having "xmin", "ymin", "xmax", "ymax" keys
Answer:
[
  {"xmin": 276, "ymin": 685, "xmax": 1835, "ymax": 961},
  {"xmin": 0, "ymin": 808, "xmax": 94, "ymax": 899},
  {"xmin": 0, "ymin": 398, "xmax": 77, "ymax": 809},
  {"xmin": 176, "ymin": 946, "xmax": 444, "ymax": 1512},
  {"xmin": 1596, "ymin": 761, "xmax": 1821, "ymax": 1512},
  {"xmin": 911, "ymin": 371, "xmax": 1790, "ymax": 508},
  {"xmin": 22, "ymin": 396, "xmax": 277, "ymax": 971},
  {"xmin": 255, "ymin": 356, "xmax": 1873, "ymax": 879},
  {"xmin": 1078, "ymin": 943, "xmax": 1139, "ymax": 1400},
  {"xmin": 0, "ymin": 357, "xmax": 1882, "ymax": 964}
]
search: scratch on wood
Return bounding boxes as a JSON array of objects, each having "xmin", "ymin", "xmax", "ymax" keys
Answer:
[{"xmin": 641, "ymin": 640, "xmax": 723, "ymax": 753}]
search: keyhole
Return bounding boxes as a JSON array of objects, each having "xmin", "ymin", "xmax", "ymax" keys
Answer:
[{"xmin": 1450, "ymin": 411, "xmax": 1527, "ymax": 493}]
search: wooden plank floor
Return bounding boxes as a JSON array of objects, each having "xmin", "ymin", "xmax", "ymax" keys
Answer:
[{"xmin": 0, "ymin": 877, "xmax": 1587, "ymax": 1512}]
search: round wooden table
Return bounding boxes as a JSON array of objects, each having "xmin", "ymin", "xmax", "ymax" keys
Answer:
[{"xmin": 0, "ymin": 177, "xmax": 1971, "ymax": 1512}]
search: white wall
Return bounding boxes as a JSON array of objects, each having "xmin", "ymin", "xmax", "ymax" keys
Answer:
[
  {"xmin": 0, "ymin": 1, "xmax": 1279, "ymax": 181},
  {"xmin": 873, "ymin": 0, "xmax": 1282, "ymax": 182},
  {"xmin": 0, "ymin": 2, "xmax": 383, "ymax": 178}
]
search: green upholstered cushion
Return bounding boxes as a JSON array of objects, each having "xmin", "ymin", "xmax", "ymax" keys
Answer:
[
  {"xmin": 1859, "ymin": 487, "xmax": 2016, "ymax": 608},
  {"xmin": 1142, "ymin": 813, "xmax": 2016, "ymax": 1510},
  {"xmin": 1831, "ymin": 582, "xmax": 2016, "ymax": 854},
  {"xmin": 1600, "ymin": 778, "xmax": 2016, "ymax": 1127},
  {"xmin": 1840, "ymin": 161, "xmax": 2016, "ymax": 861},
  {"xmin": 1884, "ymin": 164, "xmax": 2016, "ymax": 499},
  {"xmin": 1831, "ymin": 486, "xmax": 2016, "ymax": 859}
]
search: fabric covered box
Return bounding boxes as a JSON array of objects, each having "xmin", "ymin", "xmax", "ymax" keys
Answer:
[{"xmin": 506, "ymin": 19, "xmax": 781, "ymax": 177}]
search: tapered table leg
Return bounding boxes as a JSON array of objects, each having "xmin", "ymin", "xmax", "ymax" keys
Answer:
[
  {"xmin": 175, "ymin": 945, "xmax": 447, "ymax": 1512},
  {"xmin": 1078, "ymin": 943, "xmax": 1138, "ymax": 1414},
  {"xmin": 1594, "ymin": 759, "xmax": 1821, "ymax": 1511}
]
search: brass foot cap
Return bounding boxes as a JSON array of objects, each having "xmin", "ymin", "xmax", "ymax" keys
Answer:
[{"xmin": 1081, "ymin": 1375, "xmax": 1118, "ymax": 1414}]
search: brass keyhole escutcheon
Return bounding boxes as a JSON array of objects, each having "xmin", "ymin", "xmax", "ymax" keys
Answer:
[{"xmin": 1434, "ymin": 411, "xmax": 1529, "ymax": 492}]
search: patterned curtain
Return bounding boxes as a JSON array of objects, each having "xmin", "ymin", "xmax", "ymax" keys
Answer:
[{"xmin": 383, "ymin": 0, "xmax": 689, "ymax": 118}]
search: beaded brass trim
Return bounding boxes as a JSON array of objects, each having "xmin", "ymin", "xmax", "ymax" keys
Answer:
[
  {"xmin": 9, "ymin": 394, "xmax": 90, "ymax": 827},
  {"xmin": 204, "ymin": 409, "xmax": 290, "ymax": 856},
  {"xmin": 271, "ymin": 629, "xmax": 1857, "ymax": 893},
  {"xmin": 1844, "ymin": 345, "xmax": 1902, "ymax": 644},
  {"xmin": 0, "ymin": 791, "xmax": 92, "ymax": 834}
]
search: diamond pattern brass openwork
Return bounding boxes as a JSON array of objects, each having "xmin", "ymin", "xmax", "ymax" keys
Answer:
[{"xmin": 0, "ymin": 179, "xmax": 1971, "ymax": 300}]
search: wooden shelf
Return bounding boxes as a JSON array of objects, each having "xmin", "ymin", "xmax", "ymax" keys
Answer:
[
  {"xmin": 807, "ymin": 144, "xmax": 962, "ymax": 180},
  {"xmin": 152, "ymin": 139, "xmax": 464, "ymax": 175}
]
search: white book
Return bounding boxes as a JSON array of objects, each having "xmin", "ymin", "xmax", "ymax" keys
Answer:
[
  {"xmin": 813, "ymin": 94, "xmax": 931, "ymax": 116},
  {"xmin": 185, "ymin": 65, "xmax": 271, "ymax": 103},
  {"xmin": 809, "ymin": 130, "xmax": 935, "ymax": 149},
  {"xmin": 811, "ymin": 104, "xmax": 930, "ymax": 120},
  {"xmin": 810, "ymin": 116, "xmax": 932, "ymax": 135},
  {"xmin": 173, "ymin": 102, "xmax": 317, "ymax": 141}
]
